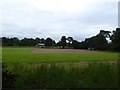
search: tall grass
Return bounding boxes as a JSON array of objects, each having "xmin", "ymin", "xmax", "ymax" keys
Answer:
[{"xmin": 3, "ymin": 62, "xmax": 118, "ymax": 89}]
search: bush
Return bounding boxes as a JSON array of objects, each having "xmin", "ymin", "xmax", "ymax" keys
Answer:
[{"xmin": 2, "ymin": 64, "xmax": 17, "ymax": 88}]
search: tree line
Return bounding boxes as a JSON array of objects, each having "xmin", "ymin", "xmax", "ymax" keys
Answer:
[{"xmin": 1, "ymin": 28, "xmax": 120, "ymax": 51}]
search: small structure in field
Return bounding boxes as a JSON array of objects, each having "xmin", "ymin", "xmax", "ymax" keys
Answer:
[
  {"xmin": 36, "ymin": 43, "xmax": 45, "ymax": 48},
  {"xmin": 88, "ymin": 47, "xmax": 95, "ymax": 50}
]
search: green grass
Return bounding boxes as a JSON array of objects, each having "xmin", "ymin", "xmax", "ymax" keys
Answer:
[
  {"xmin": 2, "ymin": 47, "xmax": 119, "ymax": 88},
  {"xmin": 2, "ymin": 47, "xmax": 118, "ymax": 63},
  {"xmin": 3, "ymin": 63, "xmax": 118, "ymax": 88}
]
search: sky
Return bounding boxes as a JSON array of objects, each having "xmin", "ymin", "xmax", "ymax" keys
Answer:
[{"xmin": 0, "ymin": 0, "xmax": 119, "ymax": 42}]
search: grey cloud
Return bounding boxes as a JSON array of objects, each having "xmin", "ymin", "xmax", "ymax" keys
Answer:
[{"xmin": 1, "ymin": 1, "xmax": 118, "ymax": 41}]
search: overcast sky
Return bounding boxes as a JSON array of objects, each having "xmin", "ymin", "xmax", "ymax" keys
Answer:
[{"xmin": 0, "ymin": 0, "xmax": 119, "ymax": 42}]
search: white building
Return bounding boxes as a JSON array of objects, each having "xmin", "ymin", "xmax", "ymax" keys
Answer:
[{"xmin": 36, "ymin": 43, "xmax": 45, "ymax": 48}]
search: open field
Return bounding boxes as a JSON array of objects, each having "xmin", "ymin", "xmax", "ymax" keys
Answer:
[
  {"xmin": 32, "ymin": 48, "xmax": 107, "ymax": 53},
  {"xmin": 2, "ymin": 47, "xmax": 119, "ymax": 88},
  {"xmin": 2, "ymin": 47, "xmax": 118, "ymax": 63}
]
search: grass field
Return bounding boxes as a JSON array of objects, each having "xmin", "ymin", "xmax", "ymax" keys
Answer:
[
  {"xmin": 2, "ymin": 47, "xmax": 118, "ymax": 63},
  {"xmin": 2, "ymin": 47, "xmax": 119, "ymax": 88}
]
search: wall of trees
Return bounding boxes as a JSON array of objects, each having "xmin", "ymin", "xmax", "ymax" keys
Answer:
[{"xmin": 1, "ymin": 28, "xmax": 120, "ymax": 51}]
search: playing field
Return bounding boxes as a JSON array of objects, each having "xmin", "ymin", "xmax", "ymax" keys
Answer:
[
  {"xmin": 2, "ymin": 47, "xmax": 119, "ymax": 88},
  {"xmin": 2, "ymin": 47, "xmax": 118, "ymax": 63}
]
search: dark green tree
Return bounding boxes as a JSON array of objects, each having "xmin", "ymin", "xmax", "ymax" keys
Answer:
[
  {"xmin": 2, "ymin": 37, "xmax": 9, "ymax": 46},
  {"xmin": 52, "ymin": 40, "xmax": 56, "ymax": 46},
  {"xmin": 99, "ymin": 30, "xmax": 111, "ymax": 38},
  {"xmin": 72, "ymin": 40, "xmax": 80, "ymax": 49},
  {"xmin": 81, "ymin": 34, "xmax": 108, "ymax": 50},
  {"xmin": 111, "ymin": 28, "xmax": 120, "ymax": 51},
  {"xmin": 40, "ymin": 38, "xmax": 45, "ymax": 43},
  {"xmin": 12, "ymin": 37, "xmax": 19, "ymax": 46},
  {"xmin": 94, "ymin": 34, "xmax": 108, "ymax": 50},
  {"xmin": 35, "ymin": 37, "xmax": 41, "ymax": 45},
  {"xmin": 60, "ymin": 36, "xmax": 67, "ymax": 49},
  {"xmin": 67, "ymin": 37, "xmax": 74, "ymax": 47},
  {"xmin": 19, "ymin": 38, "xmax": 35, "ymax": 46},
  {"xmin": 45, "ymin": 38, "xmax": 53, "ymax": 47}
]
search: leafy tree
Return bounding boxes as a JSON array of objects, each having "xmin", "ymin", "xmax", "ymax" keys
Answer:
[
  {"xmin": 94, "ymin": 34, "xmax": 108, "ymax": 50},
  {"xmin": 67, "ymin": 37, "xmax": 74, "ymax": 47},
  {"xmin": 81, "ymin": 34, "xmax": 108, "ymax": 50},
  {"xmin": 99, "ymin": 30, "xmax": 111, "ymax": 38},
  {"xmin": 19, "ymin": 38, "xmax": 35, "ymax": 46},
  {"xmin": 79, "ymin": 38, "xmax": 91, "ymax": 49},
  {"xmin": 40, "ymin": 38, "xmax": 45, "ymax": 43},
  {"xmin": 60, "ymin": 36, "xmax": 67, "ymax": 49},
  {"xmin": 72, "ymin": 40, "xmax": 80, "ymax": 49},
  {"xmin": 12, "ymin": 37, "xmax": 19, "ymax": 46},
  {"xmin": 35, "ymin": 37, "xmax": 41, "ymax": 45},
  {"xmin": 2, "ymin": 37, "xmax": 19, "ymax": 46},
  {"xmin": 2, "ymin": 37, "xmax": 9, "ymax": 46},
  {"xmin": 87, "ymin": 36, "xmax": 96, "ymax": 49},
  {"xmin": 45, "ymin": 38, "xmax": 53, "ymax": 47},
  {"xmin": 52, "ymin": 40, "xmax": 56, "ymax": 46},
  {"xmin": 111, "ymin": 28, "xmax": 120, "ymax": 51}
]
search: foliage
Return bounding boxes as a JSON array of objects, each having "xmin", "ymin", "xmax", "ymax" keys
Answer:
[
  {"xmin": 99, "ymin": 30, "xmax": 111, "ymax": 38},
  {"xmin": 94, "ymin": 34, "xmax": 108, "ymax": 50},
  {"xmin": 45, "ymin": 38, "xmax": 54, "ymax": 47},
  {"xmin": 111, "ymin": 28, "xmax": 120, "ymax": 52},
  {"xmin": 1, "ymin": 28, "xmax": 120, "ymax": 51},
  {"xmin": 3, "ymin": 63, "xmax": 118, "ymax": 89},
  {"xmin": 59, "ymin": 36, "xmax": 67, "ymax": 48},
  {"xmin": 81, "ymin": 34, "xmax": 108, "ymax": 50},
  {"xmin": 66, "ymin": 37, "xmax": 74, "ymax": 47},
  {"xmin": 2, "ymin": 37, "xmax": 44, "ymax": 46},
  {"xmin": 2, "ymin": 64, "xmax": 17, "ymax": 88},
  {"xmin": 72, "ymin": 40, "xmax": 81, "ymax": 49}
]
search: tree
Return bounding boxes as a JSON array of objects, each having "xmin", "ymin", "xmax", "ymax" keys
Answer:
[
  {"xmin": 79, "ymin": 38, "xmax": 91, "ymax": 49},
  {"xmin": 82, "ymin": 34, "xmax": 108, "ymax": 50},
  {"xmin": 2, "ymin": 37, "xmax": 9, "ymax": 46},
  {"xmin": 99, "ymin": 30, "xmax": 111, "ymax": 38},
  {"xmin": 111, "ymin": 28, "xmax": 120, "ymax": 51},
  {"xmin": 67, "ymin": 37, "xmax": 74, "ymax": 47},
  {"xmin": 87, "ymin": 36, "xmax": 96, "ymax": 49},
  {"xmin": 94, "ymin": 34, "xmax": 108, "ymax": 50},
  {"xmin": 35, "ymin": 37, "xmax": 41, "ymax": 45},
  {"xmin": 45, "ymin": 38, "xmax": 53, "ymax": 47},
  {"xmin": 40, "ymin": 38, "xmax": 45, "ymax": 43},
  {"xmin": 12, "ymin": 37, "xmax": 19, "ymax": 46},
  {"xmin": 2, "ymin": 37, "xmax": 19, "ymax": 46},
  {"xmin": 52, "ymin": 40, "xmax": 56, "ymax": 46},
  {"xmin": 60, "ymin": 36, "xmax": 67, "ymax": 49},
  {"xmin": 19, "ymin": 38, "xmax": 35, "ymax": 46},
  {"xmin": 72, "ymin": 40, "xmax": 80, "ymax": 49}
]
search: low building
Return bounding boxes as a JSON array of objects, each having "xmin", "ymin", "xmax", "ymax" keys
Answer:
[{"xmin": 36, "ymin": 43, "xmax": 45, "ymax": 48}]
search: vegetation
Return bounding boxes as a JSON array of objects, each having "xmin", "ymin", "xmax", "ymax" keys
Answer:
[
  {"xmin": 45, "ymin": 38, "xmax": 55, "ymax": 47},
  {"xmin": 57, "ymin": 36, "xmax": 67, "ymax": 49},
  {"xmin": 1, "ymin": 28, "xmax": 120, "ymax": 51},
  {"xmin": 111, "ymin": 28, "xmax": 120, "ymax": 51},
  {"xmin": 2, "ymin": 47, "xmax": 118, "ymax": 63},
  {"xmin": 2, "ymin": 63, "xmax": 118, "ymax": 89},
  {"xmin": 2, "ymin": 28, "xmax": 120, "ymax": 89}
]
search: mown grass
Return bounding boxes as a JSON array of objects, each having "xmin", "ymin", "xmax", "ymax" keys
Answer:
[
  {"xmin": 2, "ymin": 47, "xmax": 118, "ymax": 63},
  {"xmin": 3, "ymin": 63, "xmax": 118, "ymax": 89}
]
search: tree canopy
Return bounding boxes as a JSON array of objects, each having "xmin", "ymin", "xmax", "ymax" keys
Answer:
[
  {"xmin": 111, "ymin": 28, "xmax": 120, "ymax": 51},
  {"xmin": 1, "ymin": 28, "xmax": 120, "ymax": 52}
]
